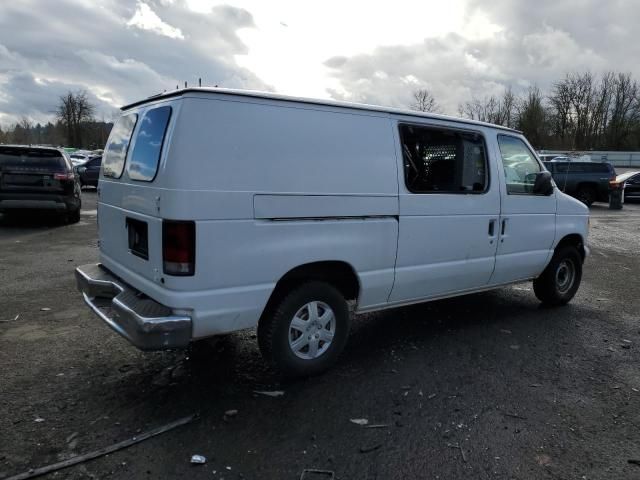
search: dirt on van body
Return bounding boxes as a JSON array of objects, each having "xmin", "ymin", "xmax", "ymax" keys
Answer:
[{"xmin": 1, "ymin": 193, "xmax": 640, "ymax": 479}]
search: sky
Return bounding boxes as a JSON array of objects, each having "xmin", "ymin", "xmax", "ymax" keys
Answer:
[{"xmin": 0, "ymin": 0, "xmax": 638, "ymax": 126}]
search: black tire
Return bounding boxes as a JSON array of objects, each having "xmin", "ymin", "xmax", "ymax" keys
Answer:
[
  {"xmin": 533, "ymin": 245, "xmax": 582, "ymax": 306},
  {"xmin": 258, "ymin": 281, "xmax": 350, "ymax": 377},
  {"xmin": 67, "ymin": 206, "xmax": 81, "ymax": 224},
  {"xmin": 576, "ymin": 186, "xmax": 595, "ymax": 207}
]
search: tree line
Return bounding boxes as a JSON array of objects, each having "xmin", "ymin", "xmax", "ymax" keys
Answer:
[
  {"xmin": 0, "ymin": 91, "xmax": 113, "ymax": 149},
  {"xmin": 412, "ymin": 71, "xmax": 640, "ymax": 151}
]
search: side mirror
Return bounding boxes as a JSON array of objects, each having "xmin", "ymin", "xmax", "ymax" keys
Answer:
[
  {"xmin": 533, "ymin": 171, "xmax": 554, "ymax": 195},
  {"xmin": 78, "ymin": 167, "xmax": 87, "ymax": 173}
]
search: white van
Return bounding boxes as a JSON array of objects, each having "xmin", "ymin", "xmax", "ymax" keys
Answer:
[{"xmin": 76, "ymin": 88, "xmax": 589, "ymax": 376}]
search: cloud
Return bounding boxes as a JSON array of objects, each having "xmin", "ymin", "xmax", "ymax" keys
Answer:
[
  {"xmin": 128, "ymin": 2, "xmax": 185, "ymax": 39},
  {"xmin": 325, "ymin": 0, "xmax": 639, "ymax": 115},
  {"xmin": 0, "ymin": 0, "xmax": 270, "ymax": 125}
]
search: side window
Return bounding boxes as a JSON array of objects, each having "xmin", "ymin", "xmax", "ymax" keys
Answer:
[
  {"xmin": 128, "ymin": 106, "xmax": 172, "ymax": 182},
  {"xmin": 88, "ymin": 158, "xmax": 101, "ymax": 168},
  {"xmin": 497, "ymin": 135, "xmax": 542, "ymax": 194},
  {"xmin": 399, "ymin": 124, "xmax": 488, "ymax": 194},
  {"xmin": 103, "ymin": 114, "xmax": 138, "ymax": 178}
]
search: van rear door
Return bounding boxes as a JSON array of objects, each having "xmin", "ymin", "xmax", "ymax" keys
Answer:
[{"xmin": 97, "ymin": 104, "xmax": 174, "ymax": 287}]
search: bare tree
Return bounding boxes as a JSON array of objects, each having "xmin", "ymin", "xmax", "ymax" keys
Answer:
[
  {"xmin": 10, "ymin": 116, "xmax": 34, "ymax": 144},
  {"xmin": 516, "ymin": 86, "xmax": 547, "ymax": 148},
  {"xmin": 410, "ymin": 89, "xmax": 442, "ymax": 113},
  {"xmin": 605, "ymin": 72, "xmax": 640, "ymax": 149},
  {"xmin": 457, "ymin": 88, "xmax": 516, "ymax": 128},
  {"xmin": 57, "ymin": 90, "xmax": 95, "ymax": 147},
  {"xmin": 548, "ymin": 77, "xmax": 574, "ymax": 147}
]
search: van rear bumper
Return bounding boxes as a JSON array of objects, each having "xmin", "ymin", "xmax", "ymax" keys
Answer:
[{"xmin": 75, "ymin": 263, "xmax": 192, "ymax": 350}]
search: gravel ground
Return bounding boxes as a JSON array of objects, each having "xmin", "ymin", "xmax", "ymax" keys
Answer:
[{"xmin": 1, "ymin": 192, "xmax": 640, "ymax": 479}]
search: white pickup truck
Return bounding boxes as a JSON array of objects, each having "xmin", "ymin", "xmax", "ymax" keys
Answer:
[{"xmin": 76, "ymin": 88, "xmax": 589, "ymax": 376}]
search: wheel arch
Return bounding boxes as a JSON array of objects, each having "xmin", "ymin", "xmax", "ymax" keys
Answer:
[
  {"xmin": 555, "ymin": 233, "xmax": 586, "ymax": 261},
  {"xmin": 260, "ymin": 260, "xmax": 361, "ymax": 320}
]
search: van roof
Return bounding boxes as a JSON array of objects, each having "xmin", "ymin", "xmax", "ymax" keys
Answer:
[{"xmin": 121, "ymin": 87, "xmax": 522, "ymax": 134}]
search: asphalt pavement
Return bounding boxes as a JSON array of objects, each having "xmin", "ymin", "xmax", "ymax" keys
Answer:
[{"xmin": 1, "ymin": 191, "xmax": 640, "ymax": 479}]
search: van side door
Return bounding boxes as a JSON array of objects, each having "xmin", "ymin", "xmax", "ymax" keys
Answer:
[
  {"xmin": 389, "ymin": 122, "xmax": 501, "ymax": 303},
  {"xmin": 490, "ymin": 134, "xmax": 556, "ymax": 285}
]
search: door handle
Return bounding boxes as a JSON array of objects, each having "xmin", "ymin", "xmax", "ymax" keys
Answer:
[
  {"xmin": 500, "ymin": 219, "xmax": 508, "ymax": 243},
  {"xmin": 488, "ymin": 219, "xmax": 496, "ymax": 236}
]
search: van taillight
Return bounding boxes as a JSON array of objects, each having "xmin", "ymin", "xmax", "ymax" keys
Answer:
[{"xmin": 162, "ymin": 220, "xmax": 195, "ymax": 276}]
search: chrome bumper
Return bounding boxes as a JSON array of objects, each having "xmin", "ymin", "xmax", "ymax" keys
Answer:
[{"xmin": 75, "ymin": 264, "xmax": 192, "ymax": 350}]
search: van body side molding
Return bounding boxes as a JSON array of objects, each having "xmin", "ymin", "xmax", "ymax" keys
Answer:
[{"xmin": 253, "ymin": 194, "xmax": 398, "ymax": 220}]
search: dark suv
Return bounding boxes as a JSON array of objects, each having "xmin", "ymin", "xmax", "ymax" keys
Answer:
[
  {"xmin": 543, "ymin": 161, "xmax": 616, "ymax": 206},
  {"xmin": 0, "ymin": 145, "xmax": 82, "ymax": 223}
]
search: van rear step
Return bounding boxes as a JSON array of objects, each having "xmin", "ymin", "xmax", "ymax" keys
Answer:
[{"xmin": 75, "ymin": 264, "xmax": 191, "ymax": 350}]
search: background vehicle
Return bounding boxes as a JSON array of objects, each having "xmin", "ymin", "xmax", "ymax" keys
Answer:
[
  {"xmin": 0, "ymin": 145, "xmax": 81, "ymax": 223},
  {"xmin": 77, "ymin": 155, "xmax": 102, "ymax": 187},
  {"xmin": 538, "ymin": 153, "xmax": 563, "ymax": 162},
  {"xmin": 76, "ymin": 88, "xmax": 589, "ymax": 377},
  {"xmin": 543, "ymin": 161, "xmax": 616, "ymax": 206},
  {"xmin": 615, "ymin": 171, "xmax": 640, "ymax": 200},
  {"xmin": 69, "ymin": 153, "xmax": 89, "ymax": 166}
]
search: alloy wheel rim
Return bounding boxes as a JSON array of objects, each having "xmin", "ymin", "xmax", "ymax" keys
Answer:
[{"xmin": 288, "ymin": 301, "xmax": 336, "ymax": 360}]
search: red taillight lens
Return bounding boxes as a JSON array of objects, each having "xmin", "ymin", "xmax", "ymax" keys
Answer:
[
  {"xmin": 54, "ymin": 172, "xmax": 74, "ymax": 180},
  {"xmin": 162, "ymin": 220, "xmax": 195, "ymax": 276}
]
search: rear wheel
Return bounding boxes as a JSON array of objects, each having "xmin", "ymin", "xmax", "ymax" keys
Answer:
[
  {"xmin": 533, "ymin": 245, "xmax": 582, "ymax": 306},
  {"xmin": 258, "ymin": 281, "xmax": 350, "ymax": 377},
  {"xmin": 67, "ymin": 200, "xmax": 81, "ymax": 224},
  {"xmin": 576, "ymin": 186, "xmax": 595, "ymax": 206}
]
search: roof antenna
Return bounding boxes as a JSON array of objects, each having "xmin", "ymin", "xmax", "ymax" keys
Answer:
[
  {"xmin": 176, "ymin": 84, "xmax": 178, "ymax": 89},
  {"xmin": 198, "ymin": 77, "xmax": 202, "ymax": 87},
  {"xmin": 184, "ymin": 81, "xmax": 187, "ymax": 88}
]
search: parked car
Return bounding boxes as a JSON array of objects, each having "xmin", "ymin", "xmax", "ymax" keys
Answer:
[
  {"xmin": 543, "ymin": 161, "xmax": 616, "ymax": 206},
  {"xmin": 0, "ymin": 145, "xmax": 81, "ymax": 223},
  {"xmin": 76, "ymin": 88, "xmax": 589, "ymax": 377},
  {"xmin": 614, "ymin": 171, "xmax": 640, "ymax": 200},
  {"xmin": 69, "ymin": 153, "xmax": 89, "ymax": 166},
  {"xmin": 77, "ymin": 155, "xmax": 102, "ymax": 187},
  {"xmin": 538, "ymin": 153, "xmax": 563, "ymax": 162}
]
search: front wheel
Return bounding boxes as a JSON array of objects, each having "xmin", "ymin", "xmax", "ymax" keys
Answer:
[
  {"xmin": 258, "ymin": 281, "xmax": 350, "ymax": 377},
  {"xmin": 533, "ymin": 246, "xmax": 582, "ymax": 306}
]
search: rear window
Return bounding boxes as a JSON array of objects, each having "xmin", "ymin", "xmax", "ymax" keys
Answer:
[
  {"xmin": 128, "ymin": 106, "xmax": 172, "ymax": 182},
  {"xmin": 0, "ymin": 148, "xmax": 66, "ymax": 172},
  {"xmin": 103, "ymin": 113, "xmax": 138, "ymax": 178}
]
